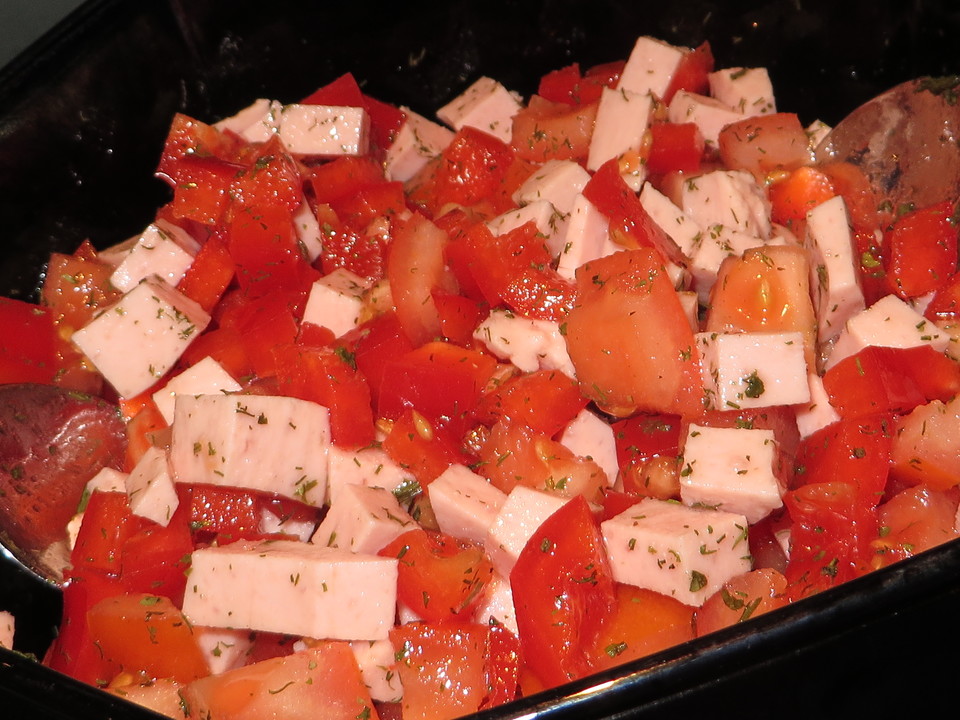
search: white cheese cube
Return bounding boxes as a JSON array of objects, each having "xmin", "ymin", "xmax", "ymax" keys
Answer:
[
  {"xmin": 312, "ymin": 484, "xmax": 415, "ymax": 554},
  {"xmin": 826, "ymin": 294, "xmax": 950, "ymax": 370},
  {"xmin": 618, "ymin": 36, "xmax": 686, "ymax": 99},
  {"xmin": 696, "ymin": 331, "xmax": 810, "ymax": 411},
  {"xmin": 195, "ymin": 626, "xmax": 254, "ymax": 675},
  {"xmin": 326, "ymin": 445, "xmax": 416, "ymax": 505},
  {"xmin": 486, "ymin": 200, "xmax": 566, "ymax": 255},
  {"xmin": 601, "ymin": 498, "xmax": 751, "ymax": 606},
  {"xmin": 259, "ymin": 506, "xmax": 317, "ymax": 543},
  {"xmin": 513, "ymin": 159, "xmax": 591, "ymax": 215},
  {"xmin": 639, "ymin": 182, "xmax": 704, "ymax": 261},
  {"xmin": 351, "ymin": 639, "xmax": 403, "ymax": 703},
  {"xmin": 385, "ymin": 107, "xmax": 455, "ymax": 182},
  {"xmin": 427, "ymin": 464, "xmax": 507, "ymax": 545},
  {"xmin": 668, "ymin": 90, "xmax": 746, "ymax": 148},
  {"xmin": 169, "ymin": 394, "xmax": 331, "ymax": 506},
  {"xmin": 0, "ymin": 611, "xmax": 13, "ymax": 650},
  {"xmin": 293, "ymin": 197, "xmax": 324, "ymax": 262},
  {"xmin": 436, "ymin": 76, "xmax": 522, "ymax": 144},
  {"xmin": 214, "ymin": 98, "xmax": 282, "ymax": 142},
  {"xmin": 587, "ymin": 86, "xmax": 653, "ymax": 174},
  {"xmin": 794, "ymin": 373, "xmax": 841, "ymax": 439},
  {"xmin": 277, "ymin": 104, "xmax": 369, "ymax": 157},
  {"xmin": 680, "ymin": 424, "xmax": 782, "ymax": 523},
  {"xmin": 152, "ymin": 355, "xmax": 241, "ymax": 425},
  {"xmin": 708, "ymin": 67, "xmax": 776, "ymax": 116},
  {"xmin": 473, "ymin": 572, "xmax": 518, "ymax": 636},
  {"xmin": 678, "ymin": 290, "xmax": 700, "ymax": 332},
  {"xmin": 71, "ymin": 276, "xmax": 211, "ymax": 398},
  {"xmin": 473, "ymin": 309, "xmax": 576, "ymax": 379},
  {"xmin": 125, "ymin": 446, "xmax": 179, "ymax": 527},
  {"xmin": 484, "ymin": 486, "xmax": 569, "ymax": 578},
  {"xmin": 302, "ymin": 268, "xmax": 372, "ymax": 338},
  {"xmin": 680, "ymin": 170, "xmax": 772, "ymax": 241},
  {"xmin": 109, "ymin": 220, "xmax": 199, "ymax": 293},
  {"xmin": 558, "ymin": 409, "xmax": 618, "ymax": 487},
  {"xmin": 556, "ymin": 194, "xmax": 617, "ymax": 280},
  {"xmin": 687, "ymin": 225, "xmax": 768, "ymax": 302},
  {"xmin": 86, "ymin": 466, "xmax": 129, "ymax": 494},
  {"xmin": 183, "ymin": 539, "xmax": 397, "ymax": 641},
  {"xmin": 804, "ymin": 195, "xmax": 866, "ymax": 343}
]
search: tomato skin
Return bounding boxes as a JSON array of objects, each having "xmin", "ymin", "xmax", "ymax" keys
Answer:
[
  {"xmin": 565, "ymin": 248, "xmax": 703, "ymax": 418},
  {"xmin": 378, "ymin": 341, "xmax": 498, "ymax": 436},
  {"xmin": 86, "ymin": 593, "xmax": 208, "ymax": 683},
  {"xmin": 537, "ymin": 62, "xmax": 616, "ymax": 106},
  {"xmin": 177, "ymin": 232, "xmax": 235, "ymax": 313},
  {"xmin": 768, "ymin": 165, "xmax": 835, "ymax": 227},
  {"xmin": 310, "ymin": 154, "xmax": 386, "ymax": 209},
  {"xmin": 885, "ymin": 200, "xmax": 959, "ymax": 299},
  {"xmin": 342, "ymin": 311, "xmax": 415, "ymax": 404},
  {"xmin": 119, "ymin": 508, "xmax": 194, "ymax": 604},
  {"xmin": 872, "ymin": 485, "xmax": 960, "ymax": 567},
  {"xmin": 379, "ymin": 528, "xmax": 494, "ymax": 621},
  {"xmin": 695, "ymin": 569, "xmax": 788, "ymax": 637},
  {"xmin": 585, "ymin": 584, "xmax": 695, "ymax": 670},
  {"xmin": 473, "ymin": 368, "xmax": 588, "ymax": 437},
  {"xmin": 71, "ymin": 490, "xmax": 141, "ymax": 577},
  {"xmin": 646, "ymin": 122, "xmax": 704, "ymax": 174},
  {"xmin": 0, "ymin": 298, "xmax": 57, "ymax": 384},
  {"xmin": 510, "ymin": 495, "xmax": 616, "ymax": 688},
  {"xmin": 510, "ymin": 95, "xmax": 598, "ymax": 163}
]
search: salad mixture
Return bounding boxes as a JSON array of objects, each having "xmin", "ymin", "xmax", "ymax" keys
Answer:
[{"xmin": 2, "ymin": 28, "xmax": 960, "ymax": 720}]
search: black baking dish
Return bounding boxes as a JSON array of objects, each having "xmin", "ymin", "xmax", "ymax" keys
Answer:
[{"xmin": 2, "ymin": 0, "xmax": 960, "ymax": 717}]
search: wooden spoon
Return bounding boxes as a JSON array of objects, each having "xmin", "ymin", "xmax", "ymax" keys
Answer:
[{"xmin": 814, "ymin": 76, "xmax": 960, "ymax": 212}]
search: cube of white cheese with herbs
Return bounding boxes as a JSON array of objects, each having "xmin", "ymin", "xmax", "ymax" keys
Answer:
[
  {"xmin": 688, "ymin": 225, "xmax": 768, "ymax": 303},
  {"xmin": 601, "ymin": 498, "xmax": 751, "ymax": 607},
  {"xmin": 487, "ymin": 200, "xmax": 566, "ymax": 255},
  {"xmin": 277, "ymin": 104, "xmax": 369, "ymax": 157},
  {"xmin": 617, "ymin": 35, "xmax": 686, "ymax": 99},
  {"xmin": 152, "ymin": 355, "xmax": 242, "ymax": 425},
  {"xmin": 587, "ymin": 86, "xmax": 653, "ymax": 176},
  {"xmin": 680, "ymin": 424, "xmax": 782, "ymax": 523},
  {"xmin": 680, "ymin": 170, "xmax": 772, "ymax": 241},
  {"xmin": 794, "ymin": 373, "xmax": 841, "ymax": 439},
  {"xmin": 472, "ymin": 571, "xmax": 518, "ymax": 636},
  {"xmin": 71, "ymin": 275, "xmax": 211, "ymax": 398},
  {"xmin": 194, "ymin": 626, "xmax": 254, "ymax": 676},
  {"xmin": 804, "ymin": 195, "xmax": 866, "ymax": 344},
  {"xmin": 311, "ymin": 484, "xmax": 415, "ymax": 554},
  {"xmin": 513, "ymin": 159, "xmax": 592, "ymax": 215},
  {"xmin": 639, "ymin": 182, "xmax": 704, "ymax": 261},
  {"xmin": 436, "ymin": 76, "xmax": 522, "ymax": 144},
  {"xmin": 427, "ymin": 464, "xmax": 507, "ymax": 545},
  {"xmin": 301, "ymin": 268, "xmax": 372, "ymax": 338},
  {"xmin": 182, "ymin": 539, "xmax": 398, "ymax": 641},
  {"xmin": 350, "ymin": 639, "xmax": 404, "ymax": 703},
  {"xmin": 556, "ymin": 194, "xmax": 617, "ymax": 280},
  {"xmin": 697, "ymin": 331, "xmax": 810, "ymax": 411},
  {"xmin": 109, "ymin": 220, "xmax": 199, "ymax": 293},
  {"xmin": 826, "ymin": 294, "xmax": 950, "ymax": 370},
  {"xmin": 384, "ymin": 106, "xmax": 455, "ymax": 182},
  {"xmin": 558, "ymin": 409, "xmax": 619, "ymax": 487},
  {"xmin": 484, "ymin": 486, "xmax": 569, "ymax": 578},
  {"xmin": 214, "ymin": 98, "xmax": 282, "ymax": 142},
  {"xmin": 473, "ymin": 308, "xmax": 576, "ymax": 379},
  {"xmin": 708, "ymin": 67, "xmax": 776, "ymax": 116},
  {"xmin": 125, "ymin": 446, "xmax": 180, "ymax": 527},
  {"xmin": 326, "ymin": 445, "xmax": 417, "ymax": 505},
  {"xmin": 293, "ymin": 197, "xmax": 324, "ymax": 263},
  {"xmin": 169, "ymin": 393, "xmax": 331, "ymax": 506},
  {"xmin": 668, "ymin": 90, "xmax": 745, "ymax": 148}
]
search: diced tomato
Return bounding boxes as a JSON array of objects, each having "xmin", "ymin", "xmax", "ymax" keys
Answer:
[
  {"xmin": 925, "ymin": 270, "xmax": 960, "ymax": 320},
  {"xmin": 501, "ymin": 264, "xmax": 577, "ymax": 322},
  {"xmin": 510, "ymin": 495, "xmax": 616, "ymax": 688},
  {"xmin": 177, "ymin": 325, "xmax": 254, "ymax": 383},
  {"xmin": 391, "ymin": 621, "xmax": 493, "ymax": 720},
  {"xmin": 341, "ymin": 311, "xmax": 415, "ymax": 403},
  {"xmin": 565, "ymin": 248, "xmax": 704, "ymax": 417},
  {"xmin": 0, "ymin": 298, "xmax": 57, "ymax": 384},
  {"xmin": 310, "ymin": 155, "xmax": 387, "ymax": 209},
  {"xmin": 819, "ymin": 161, "xmax": 884, "ymax": 233},
  {"xmin": 387, "ymin": 212, "xmax": 452, "ymax": 346},
  {"xmin": 217, "ymin": 290, "xmax": 303, "ymax": 378},
  {"xmin": 582, "ymin": 158, "xmax": 683, "ymax": 265},
  {"xmin": 457, "ymin": 220, "xmax": 551, "ymax": 310},
  {"xmin": 871, "ymin": 485, "xmax": 960, "ymax": 568},
  {"xmin": 717, "ymin": 113, "xmax": 810, "ymax": 177},
  {"xmin": 181, "ymin": 483, "xmax": 319, "ymax": 544},
  {"xmin": 889, "ymin": 396, "xmax": 960, "ymax": 490},
  {"xmin": 181, "ymin": 642, "xmax": 379, "ymax": 720},
  {"xmin": 694, "ymin": 569, "xmax": 788, "ymax": 637},
  {"xmin": 42, "ymin": 243, "xmax": 122, "ymax": 332},
  {"xmin": 585, "ymin": 584, "xmax": 695, "ymax": 671},
  {"xmin": 315, "ymin": 203, "xmax": 390, "ymax": 282},
  {"xmin": 71, "ymin": 490, "xmax": 141, "ymax": 577},
  {"xmin": 537, "ymin": 62, "xmax": 614, "ymax": 106},
  {"xmin": 646, "ymin": 122, "xmax": 705, "ymax": 174},
  {"xmin": 273, "ymin": 341, "xmax": 376, "ymax": 447},
  {"xmin": 176, "ymin": 232, "xmax": 235, "ymax": 313},
  {"xmin": 378, "ymin": 341, "xmax": 497, "ymax": 435},
  {"xmin": 611, "ymin": 412, "xmax": 682, "ymax": 496},
  {"xmin": 768, "ymin": 165, "xmax": 836, "ymax": 227},
  {"xmin": 822, "ymin": 345, "xmax": 960, "ymax": 419},
  {"xmin": 119, "ymin": 508, "xmax": 194, "ymax": 603},
  {"xmin": 431, "ymin": 289, "xmax": 487, "ymax": 345},
  {"xmin": 86, "ymin": 593, "xmax": 208, "ymax": 683},
  {"xmin": 227, "ymin": 203, "xmax": 315, "ymax": 299},
  {"xmin": 884, "ymin": 200, "xmax": 958, "ymax": 299},
  {"xmin": 474, "ymin": 369, "xmax": 588, "ymax": 437},
  {"xmin": 510, "ymin": 95, "xmax": 598, "ymax": 163},
  {"xmin": 662, "ymin": 41, "xmax": 714, "ymax": 104},
  {"xmin": 424, "ymin": 126, "xmax": 515, "ymax": 212},
  {"xmin": 229, "ymin": 137, "xmax": 303, "ymax": 215},
  {"xmin": 122, "ymin": 397, "xmax": 168, "ymax": 471},
  {"xmin": 379, "ymin": 528, "xmax": 494, "ymax": 621},
  {"xmin": 381, "ymin": 408, "xmax": 467, "ymax": 486}
]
